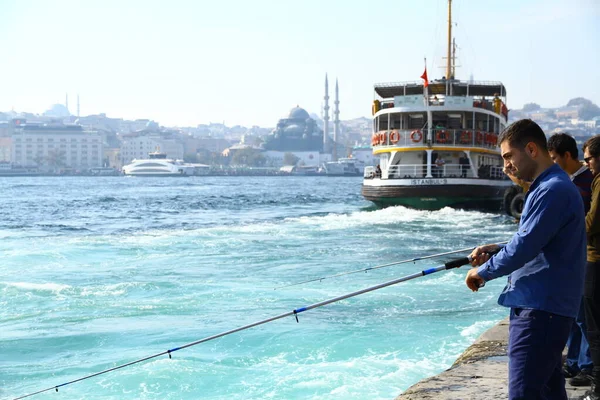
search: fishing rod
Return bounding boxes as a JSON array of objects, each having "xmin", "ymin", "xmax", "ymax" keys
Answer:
[
  {"xmin": 274, "ymin": 241, "xmax": 508, "ymax": 290},
  {"xmin": 12, "ymin": 251, "xmax": 493, "ymax": 400}
]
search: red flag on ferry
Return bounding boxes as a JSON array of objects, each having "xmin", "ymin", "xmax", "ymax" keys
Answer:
[{"xmin": 421, "ymin": 68, "xmax": 429, "ymax": 88}]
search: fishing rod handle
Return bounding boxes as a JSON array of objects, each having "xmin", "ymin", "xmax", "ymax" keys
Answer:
[{"xmin": 444, "ymin": 247, "xmax": 503, "ymax": 270}]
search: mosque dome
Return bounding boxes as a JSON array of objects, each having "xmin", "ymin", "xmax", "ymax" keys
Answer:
[
  {"xmin": 44, "ymin": 104, "xmax": 70, "ymax": 118},
  {"xmin": 146, "ymin": 120, "xmax": 159, "ymax": 130},
  {"xmin": 287, "ymin": 106, "xmax": 310, "ymax": 120}
]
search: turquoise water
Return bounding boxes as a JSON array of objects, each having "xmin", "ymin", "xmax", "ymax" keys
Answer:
[{"xmin": 0, "ymin": 176, "xmax": 514, "ymax": 400}]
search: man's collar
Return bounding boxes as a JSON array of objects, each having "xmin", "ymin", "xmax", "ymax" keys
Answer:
[{"xmin": 570, "ymin": 164, "xmax": 588, "ymax": 180}]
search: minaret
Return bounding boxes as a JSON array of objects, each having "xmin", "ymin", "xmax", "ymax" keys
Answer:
[
  {"xmin": 323, "ymin": 74, "xmax": 330, "ymax": 153},
  {"xmin": 65, "ymin": 93, "xmax": 69, "ymax": 114},
  {"xmin": 333, "ymin": 78, "xmax": 340, "ymax": 161},
  {"xmin": 77, "ymin": 94, "xmax": 80, "ymax": 117}
]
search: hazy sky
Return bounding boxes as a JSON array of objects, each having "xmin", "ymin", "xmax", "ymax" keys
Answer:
[{"xmin": 1, "ymin": 0, "xmax": 599, "ymax": 127}]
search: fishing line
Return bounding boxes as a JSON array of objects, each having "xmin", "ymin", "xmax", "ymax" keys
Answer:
[
  {"xmin": 274, "ymin": 241, "xmax": 508, "ymax": 289},
  {"xmin": 12, "ymin": 250, "xmax": 497, "ymax": 400}
]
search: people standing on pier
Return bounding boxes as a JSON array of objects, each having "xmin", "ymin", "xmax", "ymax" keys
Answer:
[
  {"xmin": 548, "ymin": 133, "xmax": 594, "ymax": 386},
  {"xmin": 465, "ymin": 119, "xmax": 586, "ymax": 400},
  {"xmin": 582, "ymin": 135, "xmax": 600, "ymax": 399}
]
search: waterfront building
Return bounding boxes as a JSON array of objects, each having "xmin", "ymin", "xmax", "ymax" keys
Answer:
[
  {"xmin": 11, "ymin": 121, "xmax": 104, "ymax": 171},
  {"xmin": 120, "ymin": 133, "xmax": 184, "ymax": 165},
  {"xmin": 183, "ymin": 136, "xmax": 231, "ymax": 155},
  {"xmin": 75, "ymin": 113, "xmax": 123, "ymax": 133},
  {"xmin": 0, "ymin": 137, "xmax": 11, "ymax": 162}
]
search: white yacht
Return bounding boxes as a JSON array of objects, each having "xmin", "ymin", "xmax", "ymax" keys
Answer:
[{"xmin": 122, "ymin": 151, "xmax": 196, "ymax": 177}]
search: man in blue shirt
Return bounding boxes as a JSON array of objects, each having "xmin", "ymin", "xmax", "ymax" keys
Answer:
[{"xmin": 465, "ymin": 119, "xmax": 587, "ymax": 400}]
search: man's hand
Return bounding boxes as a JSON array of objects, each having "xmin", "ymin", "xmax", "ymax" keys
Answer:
[
  {"xmin": 466, "ymin": 267, "xmax": 486, "ymax": 292},
  {"xmin": 504, "ymin": 167, "xmax": 531, "ymax": 192},
  {"xmin": 469, "ymin": 244, "xmax": 500, "ymax": 267}
]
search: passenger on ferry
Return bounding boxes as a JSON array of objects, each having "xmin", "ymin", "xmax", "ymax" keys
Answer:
[
  {"xmin": 434, "ymin": 155, "xmax": 445, "ymax": 177},
  {"xmin": 493, "ymin": 93, "xmax": 502, "ymax": 114},
  {"xmin": 459, "ymin": 153, "xmax": 470, "ymax": 178},
  {"xmin": 432, "ymin": 96, "xmax": 440, "ymax": 105},
  {"xmin": 375, "ymin": 164, "xmax": 382, "ymax": 178},
  {"xmin": 465, "ymin": 119, "xmax": 586, "ymax": 400},
  {"xmin": 478, "ymin": 163, "xmax": 489, "ymax": 179},
  {"xmin": 480, "ymin": 97, "xmax": 487, "ymax": 109},
  {"xmin": 548, "ymin": 133, "xmax": 594, "ymax": 386},
  {"xmin": 581, "ymin": 135, "xmax": 600, "ymax": 399}
]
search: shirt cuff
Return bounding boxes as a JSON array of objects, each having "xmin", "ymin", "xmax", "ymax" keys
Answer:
[{"xmin": 477, "ymin": 262, "xmax": 492, "ymax": 281}]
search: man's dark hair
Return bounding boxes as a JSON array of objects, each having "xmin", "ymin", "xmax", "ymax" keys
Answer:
[
  {"xmin": 547, "ymin": 133, "xmax": 578, "ymax": 159},
  {"xmin": 498, "ymin": 119, "xmax": 548, "ymax": 152},
  {"xmin": 583, "ymin": 135, "xmax": 600, "ymax": 158}
]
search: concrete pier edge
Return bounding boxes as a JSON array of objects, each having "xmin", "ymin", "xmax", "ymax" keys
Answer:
[{"xmin": 395, "ymin": 317, "xmax": 590, "ymax": 400}]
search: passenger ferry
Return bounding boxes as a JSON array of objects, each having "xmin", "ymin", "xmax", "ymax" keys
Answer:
[
  {"xmin": 122, "ymin": 150, "xmax": 208, "ymax": 177},
  {"xmin": 361, "ymin": 1, "xmax": 512, "ymax": 210}
]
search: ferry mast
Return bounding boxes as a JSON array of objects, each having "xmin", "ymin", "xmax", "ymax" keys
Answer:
[{"xmin": 446, "ymin": 0, "xmax": 452, "ymax": 79}]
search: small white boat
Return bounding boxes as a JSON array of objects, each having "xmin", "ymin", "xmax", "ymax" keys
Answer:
[{"xmin": 122, "ymin": 151, "xmax": 196, "ymax": 177}]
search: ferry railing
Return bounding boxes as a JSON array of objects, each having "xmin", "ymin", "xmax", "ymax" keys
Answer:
[
  {"xmin": 365, "ymin": 163, "xmax": 506, "ymax": 180},
  {"xmin": 478, "ymin": 165, "xmax": 508, "ymax": 180},
  {"xmin": 371, "ymin": 129, "xmax": 499, "ymax": 150},
  {"xmin": 437, "ymin": 164, "xmax": 474, "ymax": 178},
  {"xmin": 387, "ymin": 164, "xmax": 428, "ymax": 178}
]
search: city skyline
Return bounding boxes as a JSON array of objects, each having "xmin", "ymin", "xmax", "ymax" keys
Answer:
[{"xmin": 1, "ymin": 0, "xmax": 599, "ymax": 128}]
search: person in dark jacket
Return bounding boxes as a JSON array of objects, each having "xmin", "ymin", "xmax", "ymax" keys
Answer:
[
  {"xmin": 466, "ymin": 119, "xmax": 586, "ymax": 400},
  {"xmin": 548, "ymin": 132, "xmax": 594, "ymax": 386}
]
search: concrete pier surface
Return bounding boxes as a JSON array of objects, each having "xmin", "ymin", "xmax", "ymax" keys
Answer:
[{"xmin": 395, "ymin": 318, "xmax": 592, "ymax": 400}]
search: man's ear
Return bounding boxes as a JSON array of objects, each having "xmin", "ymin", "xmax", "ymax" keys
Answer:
[{"xmin": 525, "ymin": 142, "xmax": 538, "ymax": 158}]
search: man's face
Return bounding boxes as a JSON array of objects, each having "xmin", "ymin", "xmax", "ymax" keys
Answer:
[
  {"xmin": 549, "ymin": 150, "xmax": 568, "ymax": 172},
  {"xmin": 584, "ymin": 148, "xmax": 600, "ymax": 176},
  {"xmin": 501, "ymin": 141, "xmax": 536, "ymax": 182}
]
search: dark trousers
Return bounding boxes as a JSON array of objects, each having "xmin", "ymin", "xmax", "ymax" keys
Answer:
[
  {"xmin": 584, "ymin": 261, "xmax": 600, "ymax": 385},
  {"xmin": 508, "ymin": 308, "xmax": 573, "ymax": 400}
]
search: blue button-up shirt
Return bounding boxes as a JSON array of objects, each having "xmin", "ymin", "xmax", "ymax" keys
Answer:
[{"xmin": 477, "ymin": 163, "xmax": 586, "ymax": 318}]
